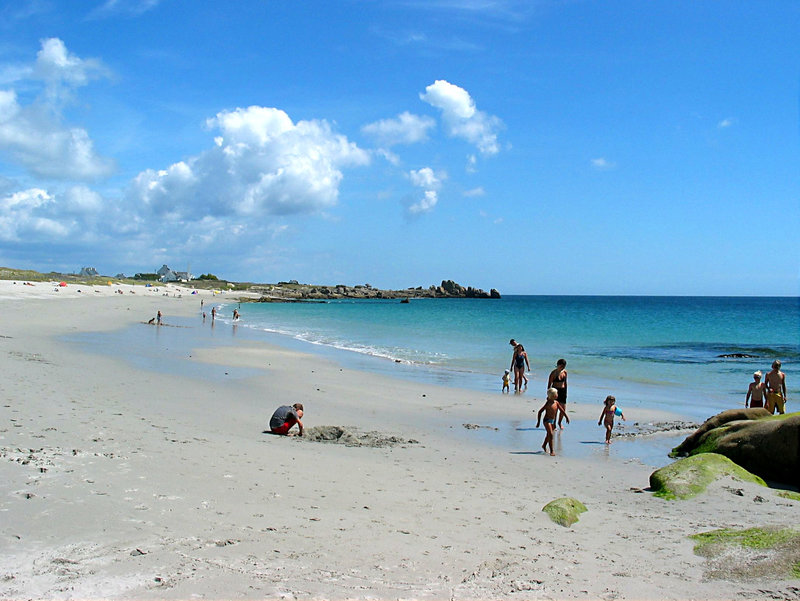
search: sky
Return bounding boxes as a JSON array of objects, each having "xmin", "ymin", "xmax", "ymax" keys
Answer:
[{"xmin": 0, "ymin": 0, "xmax": 798, "ymax": 295}]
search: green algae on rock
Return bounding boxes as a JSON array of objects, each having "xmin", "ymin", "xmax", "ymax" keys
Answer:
[
  {"xmin": 777, "ymin": 490, "xmax": 800, "ymax": 502},
  {"xmin": 542, "ymin": 497, "xmax": 587, "ymax": 527},
  {"xmin": 649, "ymin": 453, "xmax": 766, "ymax": 500},
  {"xmin": 690, "ymin": 526, "xmax": 800, "ymax": 580},
  {"xmin": 669, "ymin": 410, "xmax": 799, "ymax": 485}
]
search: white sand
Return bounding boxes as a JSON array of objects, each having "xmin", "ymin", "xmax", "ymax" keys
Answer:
[{"xmin": 0, "ymin": 280, "xmax": 797, "ymax": 599}]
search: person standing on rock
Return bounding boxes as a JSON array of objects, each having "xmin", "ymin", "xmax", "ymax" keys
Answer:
[
  {"xmin": 269, "ymin": 403, "xmax": 304, "ymax": 436},
  {"xmin": 745, "ymin": 371, "xmax": 766, "ymax": 408},
  {"xmin": 765, "ymin": 360, "xmax": 787, "ymax": 414}
]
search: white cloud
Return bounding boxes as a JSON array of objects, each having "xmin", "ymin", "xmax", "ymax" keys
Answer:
[
  {"xmin": 463, "ymin": 186, "xmax": 485, "ymax": 197},
  {"xmin": 0, "ymin": 90, "xmax": 114, "ymax": 180},
  {"xmin": 0, "ymin": 39, "xmax": 113, "ymax": 180},
  {"xmin": 717, "ymin": 118, "xmax": 734, "ymax": 129},
  {"xmin": 0, "ymin": 188, "xmax": 67, "ymax": 241},
  {"xmin": 406, "ymin": 166, "xmax": 445, "ymax": 215},
  {"xmin": 127, "ymin": 105, "xmax": 370, "ymax": 220},
  {"xmin": 88, "ymin": 0, "xmax": 163, "ymax": 18},
  {"xmin": 420, "ymin": 80, "xmax": 502, "ymax": 155},
  {"xmin": 591, "ymin": 157, "xmax": 616, "ymax": 171},
  {"xmin": 362, "ymin": 111, "xmax": 435, "ymax": 147}
]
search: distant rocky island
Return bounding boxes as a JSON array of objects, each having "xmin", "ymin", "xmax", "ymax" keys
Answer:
[{"xmin": 248, "ymin": 279, "xmax": 500, "ymax": 302}]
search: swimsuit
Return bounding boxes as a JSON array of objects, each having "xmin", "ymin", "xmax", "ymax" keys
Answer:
[
  {"xmin": 543, "ymin": 418, "xmax": 555, "ymax": 425},
  {"xmin": 766, "ymin": 391, "xmax": 785, "ymax": 414},
  {"xmin": 515, "ymin": 354, "xmax": 525, "ymax": 369}
]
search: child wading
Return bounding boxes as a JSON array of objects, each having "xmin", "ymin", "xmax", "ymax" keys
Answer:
[
  {"xmin": 536, "ymin": 388, "xmax": 563, "ymax": 456},
  {"xmin": 598, "ymin": 395, "xmax": 625, "ymax": 444}
]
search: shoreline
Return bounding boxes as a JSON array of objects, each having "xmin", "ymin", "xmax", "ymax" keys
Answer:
[{"xmin": 1, "ymin": 282, "xmax": 798, "ymax": 599}]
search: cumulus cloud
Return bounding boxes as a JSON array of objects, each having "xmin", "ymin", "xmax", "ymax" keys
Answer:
[
  {"xmin": 420, "ymin": 79, "xmax": 502, "ymax": 155},
  {"xmin": 362, "ymin": 111, "xmax": 435, "ymax": 147},
  {"xmin": 406, "ymin": 166, "xmax": 445, "ymax": 215},
  {"xmin": 0, "ymin": 90, "xmax": 114, "ymax": 179},
  {"xmin": 0, "ymin": 39, "xmax": 113, "ymax": 180},
  {"xmin": 0, "ymin": 187, "xmax": 71, "ymax": 241},
  {"xmin": 127, "ymin": 105, "xmax": 370, "ymax": 220}
]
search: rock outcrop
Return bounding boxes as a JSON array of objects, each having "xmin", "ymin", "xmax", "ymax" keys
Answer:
[
  {"xmin": 670, "ymin": 411, "xmax": 799, "ymax": 486},
  {"xmin": 248, "ymin": 280, "xmax": 500, "ymax": 302},
  {"xmin": 649, "ymin": 453, "xmax": 766, "ymax": 500}
]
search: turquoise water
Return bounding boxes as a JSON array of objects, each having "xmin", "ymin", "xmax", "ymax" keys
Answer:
[{"xmin": 215, "ymin": 296, "xmax": 799, "ymax": 421}]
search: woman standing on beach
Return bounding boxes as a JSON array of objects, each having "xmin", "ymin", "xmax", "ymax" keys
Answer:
[{"xmin": 511, "ymin": 344, "xmax": 530, "ymax": 393}]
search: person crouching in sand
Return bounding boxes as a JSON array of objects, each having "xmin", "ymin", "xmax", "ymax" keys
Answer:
[
  {"xmin": 598, "ymin": 395, "xmax": 625, "ymax": 444},
  {"xmin": 536, "ymin": 388, "xmax": 562, "ymax": 456},
  {"xmin": 269, "ymin": 403, "xmax": 304, "ymax": 436}
]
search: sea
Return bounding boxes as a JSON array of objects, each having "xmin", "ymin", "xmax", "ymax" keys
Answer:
[{"xmin": 211, "ymin": 295, "xmax": 799, "ymax": 422}]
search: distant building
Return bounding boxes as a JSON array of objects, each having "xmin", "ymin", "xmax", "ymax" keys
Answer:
[
  {"xmin": 156, "ymin": 264, "xmax": 192, "ymax": 283},
  {"xmin": 79, "ymin": 267, "xmax": 99, "ymax": 276}
]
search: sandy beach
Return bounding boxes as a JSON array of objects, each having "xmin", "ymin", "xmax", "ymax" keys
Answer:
[{"xmin": 1, "ymin": 280, "xmax": 798, "ymax": 600}]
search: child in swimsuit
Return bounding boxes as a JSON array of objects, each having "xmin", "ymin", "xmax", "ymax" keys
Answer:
[
  {"xmin": 746, "ymin": 371, "xmax": 765, "ymax": 408},
  {"xmin": 502, "ymin": 369, "xmax": 511, "ymax": 393},
  {"xmin": 536, "ymin": 388, "xmax": 561, "ymax": 456},
  {"xmin": 598, "ymin": 395, "xmax": 625, "ymax": 444}
]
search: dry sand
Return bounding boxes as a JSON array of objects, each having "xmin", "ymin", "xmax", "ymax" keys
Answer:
[{"xmin": 0, "ymin": 279, "xmax": 798, "ymax": 599}]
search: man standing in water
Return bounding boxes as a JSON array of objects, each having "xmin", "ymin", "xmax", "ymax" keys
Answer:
[{"xmin": 765, "ymin": 360, "xmax": 787, "ymax": 414}]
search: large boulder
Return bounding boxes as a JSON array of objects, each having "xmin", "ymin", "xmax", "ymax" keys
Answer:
[
  {"xmin": 670, "ymin": 411, "xmax": 800, "ymax": 486},
  {"xmin": 670, "ymin": 408, "xmax": 770, "ymax": 456},
  {"xmin": 650, "ymin": 453, "xmax": 766, "ymax": 500}
]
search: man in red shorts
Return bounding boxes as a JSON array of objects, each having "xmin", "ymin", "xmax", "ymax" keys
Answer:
[{"xmin": 269, "ymin": 403, "xmax": 304, "ymax": 436}]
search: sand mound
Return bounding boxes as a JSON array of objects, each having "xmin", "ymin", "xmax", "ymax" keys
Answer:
[{"xmin": 302, "ymin": 426, "xmax": 418, "ymax": 448}]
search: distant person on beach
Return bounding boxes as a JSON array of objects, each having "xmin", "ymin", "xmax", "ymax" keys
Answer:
[
  {"xmin": 211, "ymin": 306, "xmax": 216, "ymax": 320},
  {"xmin": 745, "ymin": 371, "xmax": 766, "ymax": 408},
  {"xmin": 269, "ymin": 403, "xmax": 304, "ymax": 436},
  {"xmin": 510, "ymin": 344, "xmax": 530, "ymax": 392},
  {"xmin": 547, "ymin": 359, "xmax": 569, "ymax": 429},
  {"xmin": 765, "ymin": 360, "xmax": 787, "ymax": 414},
  {"xmin": 157, "ymin": 310, "xmax": 162, "ymax": 325},
  {"xmin": 233, "ymin": 309, "xmax": 240, "ymax": 321},
  {"xmin": 502, "ymin": 369, "xmax": 511, "ymax": 393},
  {"xmin": 536, "ymin": 388, "xmax": 561, "ymax": 455},
  {"xmin": 508, "ymin": 339, "xmax": 529, "ymax": 387},
  {"xmin": 598, "ymin": 395, "xmax": 625, "ymax": 444}
]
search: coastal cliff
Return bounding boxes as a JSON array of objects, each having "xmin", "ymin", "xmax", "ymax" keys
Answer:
[{"xmin": 248, "ymin": 279, "xmax": 501, "ymax": 302}]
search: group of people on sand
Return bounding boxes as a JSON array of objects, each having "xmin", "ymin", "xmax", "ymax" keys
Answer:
[
  {"xmin": 746, "ymin": 360, "xmax": 788, "ymax": 414},
  {"xmin": 506, "ymin": 338, "xmax": 626, "ymax": 454}
]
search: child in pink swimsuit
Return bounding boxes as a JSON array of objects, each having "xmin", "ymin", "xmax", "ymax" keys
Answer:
[{"xmin": 598, "ymin": 395, "xmax": 625, "ymax": 444}]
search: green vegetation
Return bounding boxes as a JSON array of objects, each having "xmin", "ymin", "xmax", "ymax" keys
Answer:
[
  {"xmin": 197, "ymin": 273, "xmax": 219, "ymax": 281},
  {"xmin": 777, "ymin": 490, "xmax": 800, "ymax": 501},
  {"xmin": 690, "ymin": 527, "xmax": 800, "ymax": 581},
  {"xmin": 649, "ymin": 453, "xmax": 765, "ymax": 500},
  {"xmin": 542, "ymin": 497, "xmax": 587, "ymax": 527}
]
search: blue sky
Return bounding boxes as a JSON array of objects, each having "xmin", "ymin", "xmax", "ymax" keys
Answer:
[{"xmin": 0, "ymin": 0, "xmax": 797, "ymax": 295}]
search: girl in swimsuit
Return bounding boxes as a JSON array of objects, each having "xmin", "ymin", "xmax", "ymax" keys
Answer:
[
  {"xmin": 598, "ymin": 395, "xmax": 625, "ymax": 444},
  {"xmin": 510, "ymin": 344, "xmax": 530, "ymax": 393}
]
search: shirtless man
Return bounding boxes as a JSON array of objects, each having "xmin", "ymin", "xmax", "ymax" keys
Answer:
[
  {"xmin": 745, "ymin": 371, "xmax": 766, "ymax": 408},
  {"xmin": 547, "ymin": 359, "xmax": 570, "ymax": 429},
  {"xmin": 765, "ymin": 360, "xmax": 787, "ymax": 414}
]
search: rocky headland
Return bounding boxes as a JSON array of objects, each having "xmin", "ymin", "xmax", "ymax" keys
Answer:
[{"xmin": 247, "ymin": 279, "xmax": 501, "ymax": 302}]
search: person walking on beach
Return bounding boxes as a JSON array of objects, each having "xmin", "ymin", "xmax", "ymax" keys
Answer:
[
  {"xmin": 547, "ymin": 359, "xmax": 569, "ymax": 429},
  {"xmin": 765, "ymin": 360, "xmax": 787, "ymax": 414},
  {"xmin": 536, "ymin": 388, "xmax": 561, "ymax": 455},
  {"xmin": 745, "ymin": 371, "xmax": 766, "ymax": 408},
  {"xmin": 510, "ymin": 344, "xmax": 530, "ymax": 393},
  {"xmin": 598, "ymin": 395, "xmax": 625, "ymax": 444},
  {"xmin": 156, "ymin": 310, "xmax": 162, "ymax": 325},
  {"xmin": 211, "ymin": 306, "xmax": 216, "ymax": 320},
  {"xmin": 269, "ymin": 403, "xmax": 304, "ymax": 436},
  {"xmin": 502, "ymin": 369, "xmax": 511, "ymax": 393}
]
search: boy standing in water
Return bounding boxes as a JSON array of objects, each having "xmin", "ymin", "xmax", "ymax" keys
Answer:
[
  {"xmin": 745, "ymin": 371, "xmax": 766, "ymax": 408},
  {"xmin": 765, "ymin": 360, "xmax": 788, "ymax": 414},
  {"xmin": 536, "ymin": 388, "xmax": 561, "ymax": 456}
]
